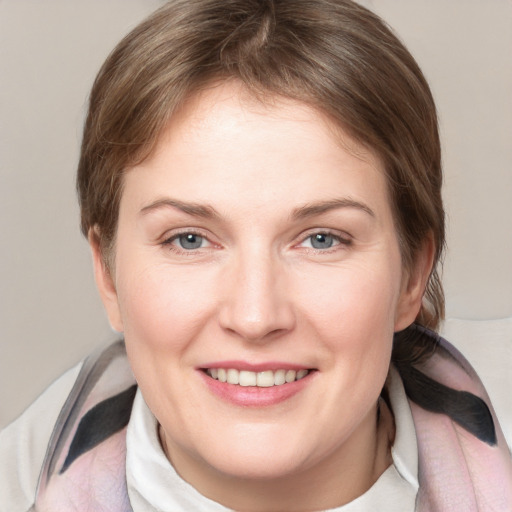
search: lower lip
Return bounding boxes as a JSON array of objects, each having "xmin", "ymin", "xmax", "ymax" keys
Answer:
[{"xmin": 199, "ymin": 371, "xmax": 315, "ymax": 407}]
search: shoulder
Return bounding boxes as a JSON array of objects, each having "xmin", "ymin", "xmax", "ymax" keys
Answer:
[{"xmin": 0, "ymin": 363, "xmax": 82, "ymax": 512}]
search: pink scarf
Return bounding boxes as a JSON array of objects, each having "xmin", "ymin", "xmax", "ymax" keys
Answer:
[
  {"xmin": 403, "ymin": 330, "xmax": 512, "ymax": 510},
  {"xmin": 33, "ymin": 332, "xmax": 512, "ymax": 511}
]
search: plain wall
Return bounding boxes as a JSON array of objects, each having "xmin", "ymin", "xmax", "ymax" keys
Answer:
[{"xmin": 1, "ymin": 0, "xmax": 511, "ymax": 429}]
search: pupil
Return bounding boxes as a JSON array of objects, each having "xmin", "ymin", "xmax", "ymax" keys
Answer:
[
  {"xmin": 311, "ymin": 233, "xmax": 333, "ymax": 249},
  {"xmin": 179, "ymin": 233, "xmax": 202, "ymax": 249}
]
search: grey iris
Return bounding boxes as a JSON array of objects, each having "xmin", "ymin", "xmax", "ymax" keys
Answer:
[
  {"xmin": 179, "ymin": 233, "xmax": 203, "ymax": 249},
  {"xmin": 311, "ymin": 233, "xmax": 334, "ymax": 249}
]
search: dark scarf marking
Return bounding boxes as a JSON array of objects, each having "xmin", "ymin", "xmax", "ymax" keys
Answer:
[
  {"xmin": 60, "ymin": 384, "xmax": 138, "ymax": 473},
  {"xmin": 394, "ymin": 325, "xmax": 496, "ymax": 446}
]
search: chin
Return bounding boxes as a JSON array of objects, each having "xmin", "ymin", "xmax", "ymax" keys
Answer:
[
  {"xmin": 209, "ymin": 451, "xmax": 309, "ymax": 481},
  {"xmin": 192, "ymin": 426, "xmax": 319, "ymax": 481}
]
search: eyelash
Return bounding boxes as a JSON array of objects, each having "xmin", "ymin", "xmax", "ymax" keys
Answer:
[
  {"xmin": 161, "ymin": 229, "xmax": 215, "ymax": 255},
  {"xmin": 296, "ymin": 229, "xmax": 352, "ymax": 253},
  {"xmin": 160, "ymin": 229, "xmax": 352, "ymax": 255}
]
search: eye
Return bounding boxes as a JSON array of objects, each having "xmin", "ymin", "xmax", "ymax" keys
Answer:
[
  {"xmin": 164, "ymin": 231, "xmax": 212, "ymax": 251},
  {"xmin": 308, "ymin": 233, "xmax": 338, "ymax": 249},
  {"xmin": 298, "ymin": 231, "xmax": 351, "ymax": 251},
  {"xmin": 177, "ymin": 233, "xmax": 205, "ymax": 250}
]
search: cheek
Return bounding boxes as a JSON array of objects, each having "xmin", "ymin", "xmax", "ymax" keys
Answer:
[
  {"xmin": 115, "ymin": 262, "xmax": 217, "ymax": 355},
  {"xmin": 295, "ymin": 259, "xmax": 402, "ymax": 340},
  {"xmin": 292, "ymin": 257, "xmax": 401, "ymax": 398}
]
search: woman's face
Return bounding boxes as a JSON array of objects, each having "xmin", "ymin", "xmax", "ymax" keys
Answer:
[{"xmin": 93, "ymin": 82, "xmax": 425, "ymax": 497}]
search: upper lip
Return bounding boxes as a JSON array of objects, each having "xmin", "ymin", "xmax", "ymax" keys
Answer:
[{"xmin": 198, "ymin": 360, "xmax": 314, "ymax": 372}]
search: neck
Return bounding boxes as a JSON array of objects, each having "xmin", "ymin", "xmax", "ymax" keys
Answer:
[{"xmin": 159, "ymin": 399, "xmax": 395, "ymax": 511}]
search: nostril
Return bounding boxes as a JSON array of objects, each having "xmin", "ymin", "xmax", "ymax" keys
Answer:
[{"xmin": 217, "ymin": 270, "xmax": 296, "ymax": 341}]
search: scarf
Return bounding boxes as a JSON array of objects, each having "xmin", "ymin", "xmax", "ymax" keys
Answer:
[{"xmin": 32, "ymin": 329, "xmax": 512, "ymax": 511}]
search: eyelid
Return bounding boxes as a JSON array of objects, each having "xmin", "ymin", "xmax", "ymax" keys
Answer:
[
  {"xmin": 295, "ymin": 228, "xmax": 353, "ymax": 250},
  {"xmin": 161, "ymin": 227, "xmax": 219, "ymax": 253},
  {"xmin": 159, "ymin": 227, "xmax": 352, "ymax": 254}
]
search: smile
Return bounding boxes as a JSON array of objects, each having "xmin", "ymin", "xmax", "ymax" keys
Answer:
[
  {"xmin": 200, "ymin": 365, "xmax": 317, "ymax": 406},
  {"xmin": 205, "ymin": 368, "xmax": 311, "ymax": 387}
]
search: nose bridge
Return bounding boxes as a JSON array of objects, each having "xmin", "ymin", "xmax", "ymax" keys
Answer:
[{"xmin": 219, "ymin": 243, "xmax": 294, "ymax": 341}]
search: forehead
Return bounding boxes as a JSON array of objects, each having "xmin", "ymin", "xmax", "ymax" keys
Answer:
[
  {"xmin": 159, "ymin": 82, "xmax": 378, "ymax": 164},
  {"xmin": 121, "ymin": 81, "xmax": 390, "ymax": 221}
]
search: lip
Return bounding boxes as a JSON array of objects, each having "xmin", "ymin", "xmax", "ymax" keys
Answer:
[
  {"xmin": 199, "ymin": 360, "xmax": 311, "ymax": 372},
  {"xmin": 197, "ymin": 363, "xmax": 317, "ymax": 407}
]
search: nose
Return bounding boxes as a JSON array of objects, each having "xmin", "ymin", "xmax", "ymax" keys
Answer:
[{"xmin": 218, "ymin": 250, "xmax": 296, "ymax": 343}]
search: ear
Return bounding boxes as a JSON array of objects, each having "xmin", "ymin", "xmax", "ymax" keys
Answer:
[
  {"xmin": 394, "ymin": 234, "xmax": 435, "ymax": 332},
  {"xmin": 89, "ymin": 228, "xmax": 124, "ymax": 333}
]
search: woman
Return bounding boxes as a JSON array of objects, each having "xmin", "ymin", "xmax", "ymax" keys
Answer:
[{"xmin": 1, "ymin": 1, "xmax": 511, "ymax": 510}]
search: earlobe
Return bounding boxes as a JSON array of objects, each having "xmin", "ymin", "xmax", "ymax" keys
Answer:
[
  {"xmin": 394, "ymin": 235, "xmax": 435, "ymax": 332},
  {"xmin": 88, "ymin": 228, "xmax": 124, "ymax": 333}
]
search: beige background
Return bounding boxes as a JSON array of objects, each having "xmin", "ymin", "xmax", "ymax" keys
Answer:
[{"xmin": 1, "ymin": 0, "xmax": 511, "ymax": 429}]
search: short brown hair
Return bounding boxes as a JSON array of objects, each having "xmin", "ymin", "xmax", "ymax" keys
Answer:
[{"xmin": 77, "ymin": 0, "xmax": 444, "ymax": 330}]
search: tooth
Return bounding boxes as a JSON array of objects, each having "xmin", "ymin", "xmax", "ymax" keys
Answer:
[
  {"xmin": 257, "ymin": 371, "xmax": 275, "ymax": 387},
  {"xmin": 239, "ymin": 370, "xmax": 257, "ymax": 387},
  {"xmin": 274, "ymin": 369, "xmax": 286, "ymax": 386},
  {"xmin": 227, "ymin": 369, "xmax": 240, "ymax": 385},
  {"xmin": 285, "ymin": 370, "xmax": 296, "ymax": 383},
  {"xmin": 296, "ymin": 369, "xmax": 308, "ymax": 380},
  {"xmin": 210, "ymin": 367, "xmax": 309, "ymax": 386}
]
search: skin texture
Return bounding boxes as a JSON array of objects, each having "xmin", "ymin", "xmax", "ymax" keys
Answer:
[{"xmin": 91, "ymin": 82, "xmax": 432, "ymax": 511}]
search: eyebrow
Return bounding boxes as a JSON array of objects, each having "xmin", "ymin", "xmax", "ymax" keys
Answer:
[
  {"xmin": 139, "ymin": 197, "xmax": 375, "ymax": 221},
  {"xmin": 139, "ymin": 198, "xmax": 220, "ymax": 219},
  {"xmin": 291, "ymin": 198, "xmax": 375, "ymax": 220}
]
